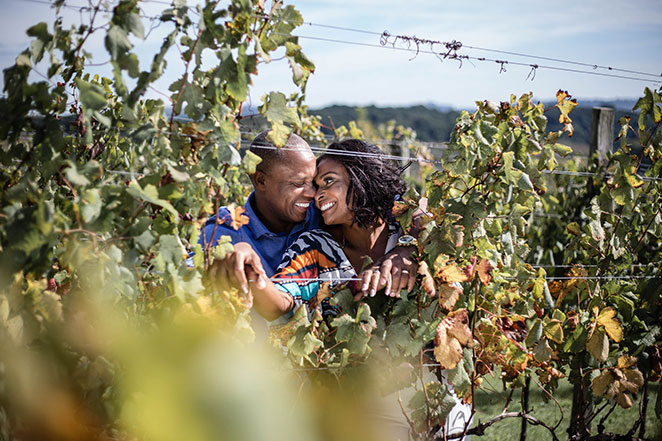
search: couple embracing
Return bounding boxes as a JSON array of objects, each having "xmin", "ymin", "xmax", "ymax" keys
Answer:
[{"xmin": 202, "ymin": 131, "xmax": 428, "ymax": 320}]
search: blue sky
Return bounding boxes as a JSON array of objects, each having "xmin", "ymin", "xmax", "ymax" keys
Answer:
[{"xmin": 2, "ymin": 0, "xmax": 661, "ymax": 109}]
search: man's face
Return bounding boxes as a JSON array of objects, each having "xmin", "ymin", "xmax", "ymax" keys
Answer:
[{"xmin": 255, "ymin": 148, "xmax": 317, "ymax": 233}]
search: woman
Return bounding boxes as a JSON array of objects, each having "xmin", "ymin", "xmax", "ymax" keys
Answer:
[{"xmin": 252, "ymin": 139, "xmax": 425, "ymax": 321}]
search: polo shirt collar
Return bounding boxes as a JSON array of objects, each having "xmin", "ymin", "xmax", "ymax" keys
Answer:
[{"xmin": 243, "ymin": 192, "xmax": 312, "ymax": 239}]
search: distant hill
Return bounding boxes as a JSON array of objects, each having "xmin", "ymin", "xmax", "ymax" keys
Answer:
[{"xmin": 310, "ymin": 99, "xmax": 641, "ymax": 155}]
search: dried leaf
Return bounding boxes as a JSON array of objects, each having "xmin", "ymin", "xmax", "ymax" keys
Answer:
[
  {"xmin": 438, "ymin": 283, "xmax": 462, "ymax": 311},
  {"xmin": 591, "ymin": 370, "xmax": 613, "ymax": 396},
  {"xmin": 434, "ymin": 309, "xmax": 472, "ymax": 369},
  {"xmin": 567, "ymin": 310, "xmax": 579, "ymax": 330},
  {"xmin": 616, "ymin": 392, "xmax": 633, "ymax": 409},
  {"xmin": 496, "ymin": 317, "xmax": 527, "ymax": 343},
  {"xmin": 476, "ymin": 259, "xmax": 493, "ymax": 285},
  {"xmin": 624, "ymin": 368, "xmax": 644, "ymax": 390}
]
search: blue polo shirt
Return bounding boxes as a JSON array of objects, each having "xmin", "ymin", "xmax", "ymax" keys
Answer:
[{"xmin": 199, "ymin": 193, "xmax": 320, "ymax": 276}]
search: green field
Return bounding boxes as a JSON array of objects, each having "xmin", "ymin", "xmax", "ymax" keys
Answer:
[{"xmin": 473, "ymin": 375, "xmax": 662, "ymax": 441}]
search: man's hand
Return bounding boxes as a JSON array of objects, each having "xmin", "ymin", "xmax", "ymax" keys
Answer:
[
  {"xmin": 355, "ymin": 246, "xmax": 417, "ymax": 300},
  {"xmin": 209, "ymin": 242, "xmax": 268, "ymax": 301}
]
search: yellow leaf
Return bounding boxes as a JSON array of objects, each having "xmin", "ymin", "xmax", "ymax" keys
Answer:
[
  {"xmin": 617, "ymin": 355, "xmax": 637, "ymax": 369},
  {"xmin": 438, "ymin": 283, "xmax": 462, "ymax": 311},
  {"xmin": 587, "ymin": 327, "xmax": 609, "ymax": 362},
  {"xmin": 434, "ymin": 328, "xmax": 464, "ymax": 370},
  {"xmin": 227, "ymin": 204, "xmax": 250, "ymax": 231},
  {"xmin": 597, "ymin": 307, "xmax": 623, "ymax": 342},
  {"xmin": 433, "ymin": 309, "xmax": 472, "ymax": 369},
  {"xmin": 437, "ymin": 263, "xmax": 469, "ymax": 283}
]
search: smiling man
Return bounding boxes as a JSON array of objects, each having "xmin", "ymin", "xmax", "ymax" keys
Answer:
[{"xmin": 200, "ymin": 131, "xmax": 318, "ymax": 286}]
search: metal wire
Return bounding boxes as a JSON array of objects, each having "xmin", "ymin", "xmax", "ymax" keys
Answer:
[
  {"xmin": 282, "ymin": 33, "xmax": 661, "ymax": 85},
  {"xmin": 253, "ymin": 14, "xmax": 662, "ymax": 80}
]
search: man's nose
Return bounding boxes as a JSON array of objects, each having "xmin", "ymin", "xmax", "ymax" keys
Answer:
[{"xmin": 303, "ymin": 182, "xmax": 316, "ymax": 199}]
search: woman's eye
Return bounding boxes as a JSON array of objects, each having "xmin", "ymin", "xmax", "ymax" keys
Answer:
[{"xmin": 324, "ymin": 178, "xmax": 334, "ymax": 185}]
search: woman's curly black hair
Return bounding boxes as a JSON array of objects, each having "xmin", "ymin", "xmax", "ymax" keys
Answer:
[{"xmin": 319, "ymin": 139, "xmax": 407, "ymax": 228}]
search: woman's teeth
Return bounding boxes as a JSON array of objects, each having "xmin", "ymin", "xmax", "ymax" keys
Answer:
[{"xmin": 320, "ymin": 202, "xmax": 335, "ymax": 212}]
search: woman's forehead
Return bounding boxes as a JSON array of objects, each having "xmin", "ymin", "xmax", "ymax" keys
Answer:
[{"xmin": 316, "ymin": 157, "xmax": 345, "ymax": 175}]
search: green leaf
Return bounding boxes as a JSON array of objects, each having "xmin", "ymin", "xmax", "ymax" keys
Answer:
[
  {"xmin": 589, "ymin": 219, "xmax": 605, "ymax": 241},
  {"xmin": 105, "ymin": 25, "xmax": 133, "ymax": 60},
  {"xmin": 75, "ymin": 78, "xmax": 107, "ymax": 111},
  {"xmin": 126, "ymin": 180, "xmax": 179, "ymax": 221},
  {"xmin": 125, "ymin": 13, "xmax": 145, "ymax": 39},
  {"xmin": 165, "ymin": 162, "xmax": 190, "ymax": 182},
  {"xmin": 543, "ymin": 318, "xmax": 564, "ymax": 344},
  {"xmin": 447, "ymin": 350, "xmax": 471, "ymax": 392},
  {"xmin": 153, "ymin": 234, "xmax": 186, "ymax": 274},
  {"xmin": 134, "ymin": 229, "xmax": 155, "ymax": 252},
  {"xmin": 81, "ymin": 188, "xmax": 102, "ymax": 223},
  {"xmin": 533, "ymin": 339, "xmax": 552, "ymax": 362},
  {"xmin": 64, "ymin": 163, "xmax": 90, "ymax": 186},
  {"xmin": 551, "ymin": 143, "xmax": 573, "ymax": 156},
  {"xmin": 241, "ymin": 150, "xmax": 262, "ymax": 174},
  {"xmin": 633, "ymin": 87, "xmax": 662, "ymax": 131},
  {"xmin": 331, "ymin": 303, "xmax": 377, "ymax": 356},
  {"xmin": 260, "ymin": 92, "xmax": 300, "ymax": 145},
  {"xmin": 525, "ymin": 319, "xmax": 543, "ymax": 348},
  {"xmin": 26, "ymin": 22, "xmax": 52, "ymax": 63}
]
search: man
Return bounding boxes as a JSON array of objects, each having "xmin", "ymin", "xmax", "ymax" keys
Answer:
[{"xmin": 202, "ymin": 131, "xmax": 417, "ymax": 314}]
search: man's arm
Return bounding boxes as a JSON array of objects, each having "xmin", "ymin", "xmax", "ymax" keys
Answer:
[{"xmin": 208, "ymin": 242, "xmax": 294, "ymax": 320}]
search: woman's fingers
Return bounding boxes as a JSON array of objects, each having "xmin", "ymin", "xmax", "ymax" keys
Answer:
[
  {"xmin": 368, "ymin": 270, "xmax": 381, "ymax": 297},
  {"xmin": 389, "ymin": 266, "xmax": 402, "ymax": 297},
  {"xmin": 360, "ymin": 269, "xmax": 373, "ymax": 295}
]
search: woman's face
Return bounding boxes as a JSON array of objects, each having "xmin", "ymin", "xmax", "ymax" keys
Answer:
[{"xmin": 314, "ymin": 158, "xmax": 354, "ymax": 226}]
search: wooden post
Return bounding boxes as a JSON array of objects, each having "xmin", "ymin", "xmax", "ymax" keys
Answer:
[
  {"xmin": 587, "ymin": 107, "xmax": 614, "ymax": 195},
  {"xmin": 589, "ymin": 107, "xmax": 615, "ymax": 165}
]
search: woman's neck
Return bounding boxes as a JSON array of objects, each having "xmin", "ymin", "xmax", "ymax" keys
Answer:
[{"xmin": 338, "ymin": 219, "xmax": 388, "ymax": 269}]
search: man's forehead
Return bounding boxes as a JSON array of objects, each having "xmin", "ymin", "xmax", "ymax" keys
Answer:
[{"xmin": 269, "ymin": 149, "xmax": 315, "ymax": 175}]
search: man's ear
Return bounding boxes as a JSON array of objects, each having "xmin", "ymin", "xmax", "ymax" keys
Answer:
[{"xmin": 253, "ymin": 170, "xmax": 267, "ymax": 190}]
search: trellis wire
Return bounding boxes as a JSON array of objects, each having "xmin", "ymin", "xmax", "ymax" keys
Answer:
[
  {"xmin": 254, "ymin": 13, "xmax": 662, "ymax": 80},
  {"xmin": 278, "ymin": 33, "xmax": 660, "ymax": 85},
  {"xmin": 270, "ymin": 275, "xmax": 661, "ymax": 283}
]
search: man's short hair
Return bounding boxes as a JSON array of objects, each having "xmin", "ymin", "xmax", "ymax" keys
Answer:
[{"xmin": 249, "ymin": 131, "xmax": 310, "ymax": 174}]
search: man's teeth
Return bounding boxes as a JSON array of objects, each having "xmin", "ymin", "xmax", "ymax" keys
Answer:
[
  {"xmin": 295, "ymin": 202, "xmax": 309, "ymax": 208},
  {"xmin": 320, "ymin": 202, "xmax": 335, "ymax": 212}
]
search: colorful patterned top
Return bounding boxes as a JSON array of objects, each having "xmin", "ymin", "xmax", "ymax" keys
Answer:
[{"xmin": 272, "ymin": 223, "xmax": 400, "ymax": 319}]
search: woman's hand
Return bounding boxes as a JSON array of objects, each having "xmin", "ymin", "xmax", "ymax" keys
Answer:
[{"xmin": 355, "ymin": 246, "xmax": 418, "ymax": 300}]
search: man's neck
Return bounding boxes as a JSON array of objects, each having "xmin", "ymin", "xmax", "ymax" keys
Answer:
[{"xmin": 251, "ymin": 194, "xmax": 295, "ymax": 234}]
